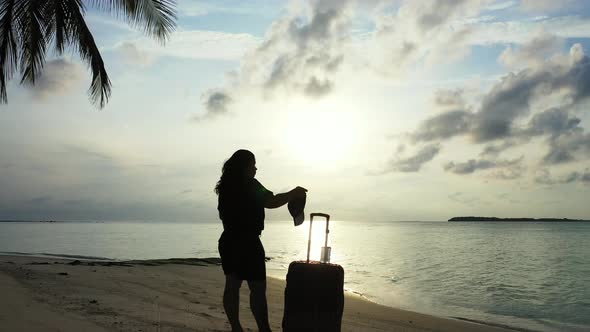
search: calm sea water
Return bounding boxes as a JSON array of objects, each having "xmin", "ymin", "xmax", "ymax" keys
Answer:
[{"xmin": 1, "ymin": 220, "xmax": 589, "ymax": 332}]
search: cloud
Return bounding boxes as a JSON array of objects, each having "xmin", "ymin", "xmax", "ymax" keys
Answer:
[
  {"xmin": 410, "ymin": 43, "xmax": 590, "ymax": 147},
  {"xmin": 28, "ymin": 58, "xmax": 84, "ymax": 100},
  {"xmin": 523, "ymin": 108, "xmax": 581, "ymax": 138},
  {"xmin": 444, "ymin": 159, "xmax": 497, "ymax": 174},
  {"xmin": 443, "ymin": 156, "xmax": 523, "ymax": 175},
  {"xmin": 511, "ymin": 107, "xmax": 590, "ymax": 165},
  {"xmin": 486, "ymin": 1, "xmax": 517, "ymax": 11},
  {"xmin": 487, "ymin": 163, "xmax": 525, "ymax": 180},
  {"xmin": 565, "ymin": 170, "xmax": 590, "ymax": 183},
  {"xmin": 192, "ymin": 0, "xmax": 356, "ymax": 118},
  {"xmin": 520, "ymin": 0, "xmax": 575, "ymax": 13},
  {"xmin": 177, "ymin": 0, "xmax": 209, "ymax": 16},
  {"xmin": 472, "ymin": 69, "xmax": 550, "ymax": 142},
  {"xmin": 479, "ymin": 140, "xmax": 520, "ymax": 158},
  {"xmin": 434, "ymin": 89, "xmax": 466, "ymax": 108},
  {"xmin": 376, "ymin": 0, "xmax": 490, "ymax": 35},
  {"xmin": 543, "ymin": 130, "xmax": 590, "ymax": 164},
  {"xmin": 116, "ymin": 41, "xmax": 157, "ymax": 67},
  {"xmin": 463, "ymin": 15, "xmax": 590, "ymax": 46},
  {"xmin": 535, "ymin": 168, "xmax": 590, "ymax": 185},
  {"xmin": 128, "ymin": 30, "xmax": 261, "ymax": 61},
  {"xmin": 367, "ymin": 12, "xmax": 590, "ymax": 77},
  {"xmin": 412, "ymin": 110, "xmax": 474, "ymax": 142},
  {"xmin": 370, "ymin": 0, "xmax": 493, "ymax": 72},
  {"xmin": 389, "ymin": 42, "xmax": 590, "ymax": 179},
  {"xmin": 303, "ymin": 76, "xmax": 334, "ymax": 98},
  {"xmin": 177, "ymin": 0, "xmax": 276, "ymax": 17},
  {"xmin": 192, "ymin": 1, "xmax": 590, "ymax": 120},
  {"xmin": 413, "ymin": 0, "xmax": 488, "ymax": 32},
  {"xmin": 193, "ymin": 1, "xmax": 590, "ymax": 118},
  {"xmin": 498, "ymin": 33, "xmax": 564, "ymax": 68},
  {"xmin": 195, "ymin": 89, "xmax": 233, "ymax": 120},
  {"xmin": 383, "ymin": 144, "xmax": 441, "ymax": 173},
  {"xmin": 364, "ymin": 3, "xmax": 588, "ymax": 75},
  {"xmin": 239, "ymin": 0, "xmax": 353, "ymax": 98}
]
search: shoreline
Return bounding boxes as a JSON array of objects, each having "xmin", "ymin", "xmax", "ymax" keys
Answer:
[{"xmin": 0, "ymin": 253, "xmax": 528, "ymax": 332}]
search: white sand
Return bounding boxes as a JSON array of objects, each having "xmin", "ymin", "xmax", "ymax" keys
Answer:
[{"xmin": 0, "ymin": 255, "xmax": 519, "ymax": 332}]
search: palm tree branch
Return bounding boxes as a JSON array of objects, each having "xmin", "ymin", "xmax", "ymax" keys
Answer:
[
  {"xmin": 64, "ymin": 0, "xmax": 111, "ymax": 108},
  {"xmin": 44, "ymin": 0, "xmax": 71, "ymax": 54},
  {"xmin": 0, "ymin": 0, "xmax": 19, "ymax": 103},
  {"xmin": 88, "ymin": 0, "xmax": 176, "ymax": 42},
  {"xmin": 14, "ymin": 0, "xmax": 48, "ymax": 85}
]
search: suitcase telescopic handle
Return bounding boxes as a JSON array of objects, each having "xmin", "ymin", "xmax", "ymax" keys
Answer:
[{"xmin": 307, "ymin": 213, "xmax": 331, "ymax": 263}]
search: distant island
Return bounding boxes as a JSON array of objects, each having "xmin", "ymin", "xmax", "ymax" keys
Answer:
[
  {"xmin": 0, "ymin": 220, "xmax": 60, "ymax": 223},
  {"xmin": 449, "ymin": 216, "xmax": 590, "ymax": 222}
]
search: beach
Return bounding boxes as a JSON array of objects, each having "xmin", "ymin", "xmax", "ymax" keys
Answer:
[{"xmin": 0, "ymin": 255, "xmax": 517, "ymax": 332}]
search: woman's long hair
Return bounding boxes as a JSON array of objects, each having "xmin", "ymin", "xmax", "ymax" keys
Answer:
[{"xmin": 215, "ymin": 149, "xmax": 255, "ymax": 196}]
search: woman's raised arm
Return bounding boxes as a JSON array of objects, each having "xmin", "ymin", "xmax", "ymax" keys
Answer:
[{"xmin": 265, "ymin": 186, "xmax": 307, "ymax": 209}]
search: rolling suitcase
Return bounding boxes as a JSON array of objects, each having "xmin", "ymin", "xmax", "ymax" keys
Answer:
[{"xmin": 282, "ymin": 213, "xmax": 345, "ymax": 332}]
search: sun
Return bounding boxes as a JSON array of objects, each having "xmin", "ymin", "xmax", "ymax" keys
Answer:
[{"xmin": 284, "ymin": 106, "xmax": 357, "ymax": 167}]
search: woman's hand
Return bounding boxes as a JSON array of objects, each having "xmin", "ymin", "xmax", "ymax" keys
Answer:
[
  {"xmin": 265, "ymin": 186, "xmax": 308, "ymax": 209},
  {"xmin": 290, "ymin": 186, "xmax": 308, "ymax": 200}
]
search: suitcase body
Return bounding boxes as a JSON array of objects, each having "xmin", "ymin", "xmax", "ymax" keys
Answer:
[{"xmin": 282, "ymin": 213, "xmax": 345, "ymax": 332}]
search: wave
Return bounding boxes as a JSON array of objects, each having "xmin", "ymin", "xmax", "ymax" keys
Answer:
[{"xmin": 0, "ymin": 251, "xmax": 113, "ymax": 261}]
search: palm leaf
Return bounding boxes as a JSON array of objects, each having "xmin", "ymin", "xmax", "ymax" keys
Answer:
[
  {"xmin": 0, "ymin": 0, "xmax": 19, "ymax": 103},
  {"xmin": 14, "ymin": 0, "xmax": 48, "ymax": 85},
  {"xmin": 88, "ymin": 0, "xmax": 176, "ymax": 42},
  {"xmin": 44, "ymin": 0, "xmax": 72, "ymax": 54},
  {"xmin": 63, "ymin": 0, "xmax": 111, "ymax": 108},
  {"xmin": 0, "ymin": 0, "xmax": 177, "ymax": 108}
]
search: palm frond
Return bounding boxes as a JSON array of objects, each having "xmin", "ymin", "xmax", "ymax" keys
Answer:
[
  {"xmin": 14, "ymin": 0, "xmax": 48, "ymax": 85},
  {"xmin": 63, "ymin": 0, "xmax": 111, "ymax": 108},
  {"xmin": 44, "ymin": 0, "xmax": 72, "ymax": 54},
  {"xmin": 88, "ymin": 0, "xmax": 176, "ymax": 42},
  {"xmin": 1, "ymin": 0, "xmax": 177, "ymax": 108},
  {"xmin": 0, "ymin": 0, "xmax": 19, "ymax": 103}
]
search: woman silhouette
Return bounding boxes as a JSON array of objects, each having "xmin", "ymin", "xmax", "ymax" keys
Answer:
[{"xmin": 215, "ymin": 149, "xmax": 307, "ymax": 332}]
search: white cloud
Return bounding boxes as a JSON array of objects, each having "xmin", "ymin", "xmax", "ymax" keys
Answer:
[
  {"xmin": 184, "ymin": 1, "xmax": 590, "ymax": 120},
  {"xmin": 390, "ymin": 43, "xmax": 590, "ymax": 177},
  {"xmin": 129, "ymin": 30, "xmax": 261, "ymax": 61},
  {"xmin": 28, "ymin": 58, "xmax": 84, "ymax": 100},
  {"xmin": 498, "ymin": 33, "xmax": 564, "ymax": 69},
  {"xmin": 520, "ymin": 0, "xmax": 575, "ymax": 13},
  {"xmin": 465, "ymin": 16, "xmax": 590, "ymax": 45},
  {"xmin": 116, "ymin": 42, "xmax": 157, "ymax": 67},
  {"xmin": 176, "ymin": 0, "xmax": 278, "ymax": 17},
  {"xmin": 194, "ymin": 89, "xmax": 233, "ymax": 121},
  {"xmin": 380, "ymin": 144, "xmax": 442, "ymax": 173},
  {"xmin": 368, "ymin": 0, "xmax": 494, "ymax": 73},
  {"xmin": 235, "ymin": 0, "xmax": 354, "ymax": 98},
  {"xmin": 193, "ymin": 0, "xmax": 357, "ymax": 118},
  {"xmin": 177, "ymin": 0, "xmax": 210, "ymax": 16},
  {"xmin": 443, "ymin": 156, "xmax": 523, "ymax": 175},
  {"xmin": 486, "ymin": 1, "xmax": 517, "ymax": 11}
]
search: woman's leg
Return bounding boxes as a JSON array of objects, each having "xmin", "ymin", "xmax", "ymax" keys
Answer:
[
  {"xmin": 223, "ymin": 273, "xmax": 243, "ymax": 332},
  {"xmin": 247, "ymin": 279, "xmax": 272, "ymax": 332}
]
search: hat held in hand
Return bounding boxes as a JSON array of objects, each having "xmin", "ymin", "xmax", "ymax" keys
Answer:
[{"xmin": 288, "ymin": 192, "xmax": 306, "ymax": 226}]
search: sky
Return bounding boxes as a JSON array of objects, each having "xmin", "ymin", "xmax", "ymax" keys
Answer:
[{"xmin": 1, "ymin": 0, "xmax": 590, "ymax": 222}]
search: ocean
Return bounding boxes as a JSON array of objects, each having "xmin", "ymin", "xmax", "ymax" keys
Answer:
[{"xmin": 1, "ymin": 220, "xmax": 589, "ymax": 332}]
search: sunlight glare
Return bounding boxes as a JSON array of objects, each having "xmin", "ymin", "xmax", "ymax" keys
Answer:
[
  {"xmin": 284, "ymin": 106, "xmax": 357, "ymax": 167},
  {"xmin": 297, "ymin": 219, "xmax": 331, "ymax": 262}
]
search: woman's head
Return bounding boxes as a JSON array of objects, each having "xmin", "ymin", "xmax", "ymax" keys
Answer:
[{"xmin": 215, "ymin": 149, "xmax": 257, "ymax": 195}]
